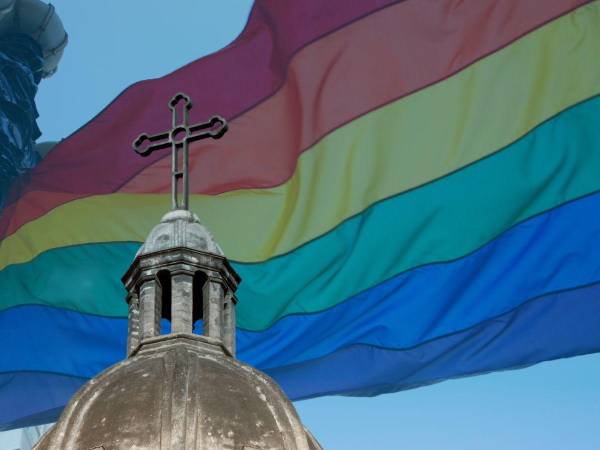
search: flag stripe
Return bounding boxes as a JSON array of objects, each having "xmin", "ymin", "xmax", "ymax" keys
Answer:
[
  {"xmin": 3, "ymin": 280, "xmax": 600, "ymax": 427},
  {"xmin": 268, "ymin": 282, "xmax": 600, "ymax": 399},
  {"xmin": 3, "ymin": 179, "xmax": 600, "ymax": 353},
  {"xmin": 0, "ymin": 371, "xmax": 84, "ymax": 431},
  {"xmin": 3, "ymin": 4, "xmax": 600, "ymax": 269},
  {"xmin": 0, "ymin": 0, "xmax": 590, "ymax": 239},
  {"xmin": 2, "ymin": 93, "xmax": 600, "ymax": 329}
]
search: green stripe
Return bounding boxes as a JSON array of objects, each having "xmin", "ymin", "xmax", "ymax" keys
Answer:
[{"xmin": 2, "ymin": 95, "xmax": 600, "ymax": 329}]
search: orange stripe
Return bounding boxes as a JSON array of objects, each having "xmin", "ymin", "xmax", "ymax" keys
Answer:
[{"xmin": 122, "ymin": 0, "xmax": 588, "ymax": 194}]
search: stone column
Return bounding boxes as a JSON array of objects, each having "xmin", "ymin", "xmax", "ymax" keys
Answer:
[
  {"xmin": 203, "ymin": 278, "xmax": 223, "ymax": 341},
  {"xmin": 223, "ymin": 292, "xmax": 236, "ymax": 357},
  {"xmin": 171, "ymin": 273, "xmax": 193, "ymax": 334},
  {"xmin": 140, "ymin": 279, "xmax": 161, "ymax": 339},
  {"xmin": 127, "ymin": 292, "xmax": 141, "ymax": 356}
]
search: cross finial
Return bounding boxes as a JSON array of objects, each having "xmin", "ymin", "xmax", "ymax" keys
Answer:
[{"xmin": 132, "ymin": 93, "xmax": 228, "ymax": 210}]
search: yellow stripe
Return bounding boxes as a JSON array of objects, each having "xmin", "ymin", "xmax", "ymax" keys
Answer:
[{"xmin": 2, "ymin": 3, "xmax": 600, "ymax": 269}]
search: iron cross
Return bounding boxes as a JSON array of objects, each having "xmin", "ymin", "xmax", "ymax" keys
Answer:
[{"xmin": 132, "ymin": 93, "xmax": 228, "ymax": 210}]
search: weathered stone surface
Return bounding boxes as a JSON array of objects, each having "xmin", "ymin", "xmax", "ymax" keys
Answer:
[
  {"xmin": 171, "ymin": 273, "xmax": 194, "ymax": 334},
  {"xmin": 34, "ymin": 336, "xmax": 321, "ymax": 450},
  {"xmin": 136, "ymin": 209, "xmax": 224, "ymax": 257}
]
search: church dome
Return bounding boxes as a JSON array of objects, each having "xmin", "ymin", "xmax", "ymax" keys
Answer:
[
  {"xmin": 137, "ymin": 209, "xmax": 223, "ymax": 257},
  {"xmin": 34, "ymin": 335, "xmax": 321, "ymax": 450},
  {"xmin": 34, "ymin": 93, "xmax": 323, "ymax": 450}
]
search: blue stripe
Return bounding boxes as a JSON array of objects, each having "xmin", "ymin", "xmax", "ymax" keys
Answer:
[
  {"xmin": 267, "ymin": 282, "xmax": 600, "ymax": 399},
  {"xmin": 0, "ymin": 372, "xmax": 85, "ymax": 431},
  {"xmin": 3, "ymin": 281, "xmax": 600, "ymax": 429}
]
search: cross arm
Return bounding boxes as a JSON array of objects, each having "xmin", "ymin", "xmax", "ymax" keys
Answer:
[
  {"xmin": 188, "ymin": 116, "xmax": 229, "ymax": 142},
  {"xmin": 132, "ymin": 131, "xmax": 171, "ymax": 157}
]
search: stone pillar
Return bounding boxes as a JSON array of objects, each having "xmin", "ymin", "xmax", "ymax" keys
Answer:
[
  {"xmin": 223, "ymin": 292, "xmax": 236, "ymax": 357},
  {"xmin": 171, "ymin": 273, "xmax": 193, "ymax": 334},
  {"xmin": 127, "ymin": 292, "xmax": 141, "ymax": 356},
  {"xmin": 203, "ymin": 278, "xmax": 223, "ymax": 341},
  {"xmin": 140, "ymin": 279, "xmax": 161, "ymax": 339}
]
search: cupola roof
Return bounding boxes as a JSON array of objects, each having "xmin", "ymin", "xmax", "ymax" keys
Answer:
[{"xmin": 136, "ymin": 209, "xmax": 223, "ymax": 257}]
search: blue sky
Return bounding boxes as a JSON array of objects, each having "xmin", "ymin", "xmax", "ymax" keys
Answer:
[{"xmin": 1, "ymin": 1, "xmax": 600, "ymax": 448}]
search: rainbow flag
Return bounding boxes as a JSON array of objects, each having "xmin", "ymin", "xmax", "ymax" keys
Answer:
[{"xmin": 2, "ymin": 0, "xmax": 600, "ymax": 430}]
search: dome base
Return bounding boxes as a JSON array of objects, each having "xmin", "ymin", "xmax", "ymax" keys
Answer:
[
  {"xmin": 131, "ymin": 332, "xmax": 233, "ymax": 358},
  {"xmin": 35, "ymin": 337, "xmax": 321, "ymax": 450}
]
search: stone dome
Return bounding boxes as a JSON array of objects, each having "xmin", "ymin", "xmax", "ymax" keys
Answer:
[
  {"xmin": 137, "ymin": 209, "xmax": 223, "ymax": 257},
  {"xmin": 34, "ymin": 335, "xmax": 322, "ymax": 450}
]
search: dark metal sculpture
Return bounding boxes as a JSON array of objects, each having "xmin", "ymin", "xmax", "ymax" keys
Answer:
[
  {"xmin": 132, "ymin": 93, "xmax": 228, "ymax": 210},
  {"xmin": 0, "ymin": 0, "xmax": 68, "ymax": 210},
  {"xmin": 0, "ymin": 33, "xmax": 43, "ymax": 208}
]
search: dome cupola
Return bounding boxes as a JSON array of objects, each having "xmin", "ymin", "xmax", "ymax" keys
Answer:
[
  {"xmin": 121, "ymin": 206, "xmax": 239, "ymax": 357},
  {"xmin": 136, "ymin": 209, "xmax": 224, "ymax": 257}
]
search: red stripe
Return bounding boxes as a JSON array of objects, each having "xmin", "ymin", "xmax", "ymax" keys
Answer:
[
  {"xmin": 1, "ymin": 0, "xmax": 589, "ymax": 240},
  {"xmin": 1, "ymin": 0, "xmax": 403, "ymax": 236}
]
